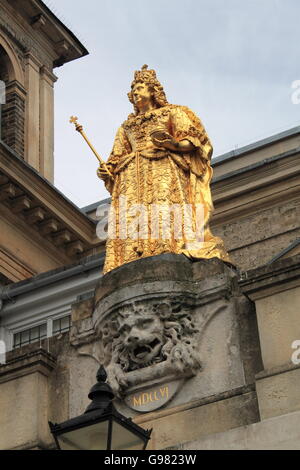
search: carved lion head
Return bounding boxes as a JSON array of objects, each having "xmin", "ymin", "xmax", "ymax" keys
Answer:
[{"xmin": 101, "ymin": 298, "xmax": 200, "ymax": 375}]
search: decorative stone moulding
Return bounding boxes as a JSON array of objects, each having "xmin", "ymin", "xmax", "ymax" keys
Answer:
[
  {"xmin": 71, "ymin": 254, "xmax": 249, "ymax": 413},
  {"xmin": 0, "ymin": 164, "xmax": 92, "ymax": 260}
]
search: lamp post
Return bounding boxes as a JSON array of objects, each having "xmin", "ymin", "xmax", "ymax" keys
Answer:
[{"xmin": 49, "ymin": 366, "xmax": 152, "ymax": 450}]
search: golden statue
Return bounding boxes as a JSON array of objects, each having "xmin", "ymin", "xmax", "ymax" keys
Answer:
[{"xmin": 94, "ymin": 65, "xmax": 230, "ymax": 273}]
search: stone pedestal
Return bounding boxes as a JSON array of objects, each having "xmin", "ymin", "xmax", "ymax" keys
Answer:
[{"xmin": 70, "ymin": 254, "xmax": 262, "ymax": 448}]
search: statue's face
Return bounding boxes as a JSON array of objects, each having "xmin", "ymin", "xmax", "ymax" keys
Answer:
[{"xmin": 132, "ymin": 82, "xmax": 153, "ymax": 111}]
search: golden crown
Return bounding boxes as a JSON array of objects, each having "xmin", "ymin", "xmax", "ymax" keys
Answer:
[{"xmin": 132, "ymin": 64, "xmax": 158, "ymax": 87}]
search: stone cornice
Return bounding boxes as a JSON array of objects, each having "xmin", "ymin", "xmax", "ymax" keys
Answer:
[
  {"xmin": 255, "ymin": 361, "xmax": 300, "ymax": 381},
  {"xmin": 213, "ymin": 147, "xmax": 300, "ymax": 185},
  {"xmin": 211, "ymin": 147, "xmax": 300, "ymax": 226},
  {"xmin": 40, "ymin": 65, "xmax": 57, "ymax": 84},
  {"xmin": 31, "ymin": 0, "xmax": 89, "ymax": 60},
  {"xmin": 0, "ymin": 141, "xmax": 103, "ymax": 264},
  {"xmin": 240, "ymin": 254, "xmax": 300, "ymax": 299},
  {"xmin": 24, "ymin": 50, "xmax": 43, "ymax": 69},
  {"xmin": 212, "ymin": 126, "xmax": 300, "ymax": 167},
  {"xmin": 0, "ymin": 3, "xmax": 52, "ymax": 69},
  {"xmin": 134, "ymin": 384, "xmax": 256, "ymax": 426},
  {"xmin": 0, "ymin": 348, "xmax": 56, "ymax": 384},
  {"xmin": 5, "ymin": 80, "xmax": 27, "ymax": 99},
  {"xmin": 0, "ymin": 254, "xmax": 103, "ymax": 305},
  {"xmin": 0, "ymin": 246, "xmax": 35, "ymax": 282},
  {"xmin": 0, "ymin": 0, "xmax": 88, "ymax": 71}
]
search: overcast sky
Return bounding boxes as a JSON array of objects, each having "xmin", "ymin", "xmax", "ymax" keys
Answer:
[{"xmin": 47, "ymin": 0, "xmax": 300, "ymax": 208}]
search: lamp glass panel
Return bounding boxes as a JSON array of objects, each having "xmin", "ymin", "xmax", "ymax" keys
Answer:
[
  {"xmin": 111, "ymin": 421, "xmax": 145, "ymax": 450},
  {"xmin": 57, "ymin": 421, "xmax": 109, "ymax": 450}
]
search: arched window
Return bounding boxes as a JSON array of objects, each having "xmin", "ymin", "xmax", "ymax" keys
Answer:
[{"xmin": 0, "ymin": 44, "xmax": 25, "ymax": 157}]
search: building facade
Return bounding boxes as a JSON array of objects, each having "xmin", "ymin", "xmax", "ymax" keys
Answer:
[{"xmin": 0, "ymin": 0, "xmax": 300, "ymax": 450}]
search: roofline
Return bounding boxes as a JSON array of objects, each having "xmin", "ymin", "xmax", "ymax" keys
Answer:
[
  {"xmin": 213, "ymin": 146, "xmax": 300, "ymax": 184},
  {"xmin": 213, "ymin": 125, "xmax": 300, "ymax": 167},
  {"xmin": 81, "ymin": 198, "xmax": 112, "ymax": 215},
  {"xmin": 36, "ymin": 0, "xmax": 89, "ymax": 62},
  {"xmin": 0, "ymin": 254, "xmax": 104, "ymax": 301},
  {"xmin": 0, "ymin": 139, "xmax": 96, "ymax": 226},
  {"xmin": 267, "ymin": 238, "xmax": 300, "ymax": 265}
]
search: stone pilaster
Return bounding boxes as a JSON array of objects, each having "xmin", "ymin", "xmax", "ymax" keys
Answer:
[
  {"xmin": 39, "ymin": 67, "xmax": 57, "ymax": 183},
  {"xmin": 24, "ymin": 52, "xmax": 41, "ymax": 173},
  {"xmin": 0, "ymin": 348, "xmax": 56, "ymax": 450},
  {"xmin": 241, "ymin": 254, "xmax": 300, "ymax": 421}
]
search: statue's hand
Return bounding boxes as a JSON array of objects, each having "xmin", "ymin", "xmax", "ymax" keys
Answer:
[
  {"xmin": 97, "ymin": 164, "xmax": 113, "ymax": 181},
  {"xmin": 151, "ymin": 130, "xmax": 196, "ymax": 154},
  {"xmin": 150, "ymin": 130, "xmax": 177, "ymax": 150}
]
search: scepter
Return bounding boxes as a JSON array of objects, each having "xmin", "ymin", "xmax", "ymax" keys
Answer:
[{"xmin": 69, "ymin": 116, "xmax": 113, "ymax": 178}]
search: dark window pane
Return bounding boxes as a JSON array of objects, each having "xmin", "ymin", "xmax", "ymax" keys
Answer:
[
  {"xmin": 39, "ymin": 324, "xmax": 47, "ymax": 338},
  {"xmin": 13, "ymin": 324, "xmax": 47, "ymax": 349},
  {"xmin": 53, "ymin": 316, "xmax": 71, "ymax": 335},
  {"xmin": 21, "ymin": 330, "xmax": 30, "ymax": 345},
  {"xmin": 14, "ymin": 333, "xmax": 20, "ymax": 348},
  {"xmin": 30, "ymin": 327, "xmax": 39, "ymax": 341}
]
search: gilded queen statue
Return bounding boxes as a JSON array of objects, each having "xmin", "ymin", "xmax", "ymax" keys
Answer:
[{"xmin": 97, "ymin": 65, "xmax": 230, "ymax": 274}]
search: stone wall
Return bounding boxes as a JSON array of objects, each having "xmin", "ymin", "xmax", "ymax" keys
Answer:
[{"xmin": 213, "ymin": 197, "xmax": 300, "ymax": 270}]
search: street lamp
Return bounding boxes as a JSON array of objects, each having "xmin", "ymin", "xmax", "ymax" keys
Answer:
[{"xmin": 49, "ymin": 366, "xmax": 152, "ymax": 450}]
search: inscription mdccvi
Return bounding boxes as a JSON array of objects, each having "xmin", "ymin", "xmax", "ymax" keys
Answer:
[
  {"xmin": 132, "ymin": 386, "xmax": 169, "ymax": 407},
  {"xmin": 125, "ymin": 380, "xmax": 182, "ymax": 412}
]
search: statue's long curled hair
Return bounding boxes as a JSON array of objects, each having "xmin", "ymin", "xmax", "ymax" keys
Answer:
[{"xmin": 128, "ymin": 64, "xmax": 169, "ymax": 115}]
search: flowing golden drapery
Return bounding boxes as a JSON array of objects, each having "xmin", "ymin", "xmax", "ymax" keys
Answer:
[{"xmin": 98, "ymin": 104, "xmax": 230, "ymax": 274}]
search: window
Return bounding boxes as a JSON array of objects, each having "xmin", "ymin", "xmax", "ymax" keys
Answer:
[
  {"xmin": 53, "ymin": 315, "xmax": 71, "ymax": 336},
  {"xmin": 13, "ymin": 324, "xmax": 47, "ymax": 349},
  {"xmin": 12, "ymin": 315, "xmax": 72, "ymax": 350}
]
